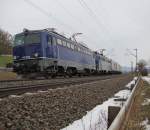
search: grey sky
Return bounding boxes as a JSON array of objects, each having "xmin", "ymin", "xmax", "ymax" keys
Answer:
[{"xmin": 0, "ymin": 0, "xmax": 150, "ymax": 67}]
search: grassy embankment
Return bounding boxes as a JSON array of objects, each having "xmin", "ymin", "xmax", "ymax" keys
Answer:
[
  {"xmin": 0, "ymin": 55, "xmax": 17, "ymax": 80},
  {"xmin": 0, "ymin": 55, "xmax": 12, "ymax": 67},
  {"xmin": 123, "ymin": 79, "xmax": 150, "ymax": 130}
]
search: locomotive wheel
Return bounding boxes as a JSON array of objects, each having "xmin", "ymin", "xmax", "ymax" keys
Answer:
[
  {"xmin": 51, "ymin": 74, "xmax": 57, "ymax": 78},
  {"xmin": 78, "ymin": 73, "xmax": 82, "ymax": 77},
  {"xmin": 66, "ymin": 69, "xmax": 72, "ymax": 77},
  {"xmin": 63, "ymin": 73, "xmax": 67, "ymax": 78},
  {"xmin": 22, "ymin": 74, "xmax": 36, "ymax": 79},
  {"xmin": 44, "ymin": 75, "xmax": 50, "ymax": 79}
]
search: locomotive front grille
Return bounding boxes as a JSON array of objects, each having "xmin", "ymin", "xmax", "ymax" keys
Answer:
[{"xmin": 13, "ymin": 59, "xmax": 41, "ymax": 73}]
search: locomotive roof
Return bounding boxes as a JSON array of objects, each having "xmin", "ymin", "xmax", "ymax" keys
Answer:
[
  {"xmin": 19, "ymin": 28, "xmax": 92, "ymax": 51},
  {"xmin": 45, "ymin": 30, "xmax": 90, "ymax": 50}
]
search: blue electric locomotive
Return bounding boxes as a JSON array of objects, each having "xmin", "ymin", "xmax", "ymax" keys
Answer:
[{"xmin": 13, "ymin": 29, "xmax": 96, "ymax": 78}]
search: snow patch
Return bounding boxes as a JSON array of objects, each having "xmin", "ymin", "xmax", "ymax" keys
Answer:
[
  {"xmin": 134, "ymin": 77, "xmax": 138, "ymax": 80},
  {"xmin": 142, "ymin": 76, "xmax": 150, "ymax": 84},
  {"xmin": 142, "ymin": 98, "xmax": 150, "ymax": 106},
  {"xmin": 114, "ymin": 89, "xmax": 130, "ymax": 99},
  {"xmin": 126, "ymin": 80, "xmax": 135, "ymax": 89},
  {"xmin": 61, "ymin": 98, "xmax": 121, "ymax": 130},
  {"xmin": 23, "ymin": 92, "xmax": 37, "ymax": 95},
  {"xmin": 9, "ymin": 95, "xmax": 22, "ymax": 98},
  {"xmin": 61, "ymin": 79, "xmax": 136, "ymax": 130},
  {"xmin": 141, "ymin": 118, "xmax": 150, "ymax": 130},
  {"xmin": 38, "ymin": 90, "xmax": 47, "ymax": 93}
]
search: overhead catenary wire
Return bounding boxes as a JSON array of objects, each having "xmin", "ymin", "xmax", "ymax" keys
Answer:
[
  {"xmin": 23, "ymin": 0, "xmax": 113, "ymax": 49},
  {"xmin": 54, "ymin": 0, "xmax": 104, "ymax": 45},
  {"xmin": 75, "ymin": 0, "xmax": 110, "ymax": 45},
  {"xmin": 55, "ymin": 0, "xmax": 81, "ymax": 24},
  {"xmin": 23, "ymin": 0, "xmax": 98, "ymax": 45},
  {"xmin": 23, "ymin": 0, "xmax": 76, "ymax": 32},
  {"xmin": 77, "ymin": 0, "xmax": 104, "ymax": 29},
  {"xmin": 91, "ymin": 0, "xmax": 118, "ymax": 44},
  {"xmin": 55, "ymin": 0, "xmax": 97, "ymax": 33},
  {"xmin": 77, "ymin": 0, "xmax": 115, "ymax": 46}
]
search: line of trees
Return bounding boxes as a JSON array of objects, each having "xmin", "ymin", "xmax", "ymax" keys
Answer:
[
  {"xmin": 138, "ymin": 59, "xmax": 148, "ymax": 76},
  {"xmin": 0, "ymin": 28, "xmax": 13, "ymax": 55}
]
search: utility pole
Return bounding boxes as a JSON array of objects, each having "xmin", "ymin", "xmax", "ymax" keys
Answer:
[
  {"xmin": 126, "ymin": 48, "xmax": 138, "ymax": 73},
  {"xmin": 131, "ymin": 61, "xmax": 133, "ymax": 73},
  {"xmin": 134, "ymin": 48, "xmax": 138, "ymax": 72}
]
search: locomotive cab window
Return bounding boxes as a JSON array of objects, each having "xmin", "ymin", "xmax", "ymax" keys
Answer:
[
  {"xmin": 67, "ymin": 42, "xmax": 70, "ymax": 48},
  {"xmin": 14, "ymin": 35, "xmax": 24, "ymax": 46},
  {"xmin": 47, "ymin": 36, "xmax": 52, "ymax": 45},
  {"xmin": 70, "ymin": 44, "xmax": 74, "ymax": 50},
  {"xmin": 78, "ymin": 47, "xmax": 81, "ymax": 52},
  {"xmin": 52, "ymin": 37, "xmax": 57, "ymax": 45},
  {"xmin": 74, "ymin": 45, "xmax": 78, "ymax": 51},
  {"xmin": 57, "ymin": 39, "xmax": 62, "ymax": 45},
  {"xmin": 62, "ymin": 41, "xmax": 67, "ymax": 47},
  {"xmin": 25, "ymin": 33, "xmax": 40, "ymax": 44},
  {"xmin": 14, "ymin": 33, "xmax": 41, "ymax": 46}
]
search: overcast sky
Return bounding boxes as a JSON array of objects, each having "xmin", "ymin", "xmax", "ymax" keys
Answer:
[{"xmin": 0, "ymin": 0, "xmax": 150, "ymax": 67}]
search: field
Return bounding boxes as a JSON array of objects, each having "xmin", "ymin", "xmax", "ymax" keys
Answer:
[
  {"xmin": 0, "ymin": 72, "xmax": 17, "ymax": 80},
  {"xmin": 0, "ymin": 55, "xmax": 17, "ymax": 80},
  {"xmin": 0, "ymin": 55, "xmax": 12, "ymax": 67}
]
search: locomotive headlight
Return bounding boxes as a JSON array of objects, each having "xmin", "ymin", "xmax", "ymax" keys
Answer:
[
  {"xmin": 13, "ymin": 56, "xmax": 17, "ymax": 60},
  {"xmin": 34, "ymin": 53, "xmax": 39, "ymax": 57}
]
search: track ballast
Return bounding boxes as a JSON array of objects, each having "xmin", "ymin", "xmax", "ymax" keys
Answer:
[{"xmin": 0, "ymin": 74, "xmax": 125, "ymax": 98}]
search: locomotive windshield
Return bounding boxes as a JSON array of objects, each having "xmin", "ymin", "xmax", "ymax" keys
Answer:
[{"xmin": 14, "ymin": 33, "xmax": 41, "ymax": 46}]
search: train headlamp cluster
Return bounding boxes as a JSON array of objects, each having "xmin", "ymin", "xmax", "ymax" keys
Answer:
[
  {"xmin": 34, "ymin": 53, "xmax": 39, "ymax": 57},
  {"xmin": 13, "ymin": 56, "xmax": 17, "ymax": 60}
]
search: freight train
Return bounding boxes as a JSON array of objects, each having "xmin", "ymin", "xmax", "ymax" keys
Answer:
[{"xmin": 13, "ymin": 28, "xmax": 121, "ymax": 78}]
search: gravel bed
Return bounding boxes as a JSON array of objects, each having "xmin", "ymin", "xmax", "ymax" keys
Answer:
[{"xmin": 0, "ymin": 75, "xmax": 132, "ymax": 130}]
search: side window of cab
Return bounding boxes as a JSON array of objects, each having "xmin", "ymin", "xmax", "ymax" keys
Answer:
[
  {"xmin": 47, "ymin": 35, "xmax": 52, "ymax": 45},
  {"xmin": 52, "ymin": 37, "xmax": 56, "ymax": 45}
]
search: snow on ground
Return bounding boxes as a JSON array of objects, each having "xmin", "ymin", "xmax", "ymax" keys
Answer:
[
  {"xmin": 9, "ymin": 95, "xmax": 22, "ymax": 98},
  {"xmin": 134, "ymin": 77, "xmax": 138, "ymax": 80},
  {"xmin": 61, "ymin": 98, "xmax": 120, "ymax": 130},
  {"xmin": 126, "ymin": 78, "xmax": 136, "ymax": 89},
  {"xmin": 114, "ymin": 89, "xmax": 130, "ymax": 99},
  {"xmin": 141, "ymin": 118, "xmax": 150, "ymax": 130},
  {"xmin": 61, "ymin": 78, "xmax": 137, "ymax": 130},
  {"xmin": 142, "ymin": 98, "xmax": 150, "ymax": 106},
  {"xmin": 142, "ymin": 76, "xmax": 150, "ymax": 84}
]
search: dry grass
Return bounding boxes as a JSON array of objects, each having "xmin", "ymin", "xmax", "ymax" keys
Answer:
[
  {"xmin": 0, "ymin": 72, "xmax": 17, "ymax": 80},
  {"xmin": 123, "ymin": 80, "xmax": 150, "ymax": 130},
  {"xmin": 0, "ymin": 55, "xmax": 12, "ymax": 67}
]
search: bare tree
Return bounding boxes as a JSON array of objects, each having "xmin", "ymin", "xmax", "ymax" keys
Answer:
[
  {"xmin": 0, "ymin": 28, "xmax": 13, "ymax": 55},
  {"xmin": 138, "ymin": 59, "xmax": 148, "ymax": 76}
]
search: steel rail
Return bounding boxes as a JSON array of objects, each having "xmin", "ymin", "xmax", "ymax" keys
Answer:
[
  {"xmin": 0, "ymin": 75, "xmax": 127, "ymax": 98},
  {"xmin": 0, "ymin": 74, "xmax": 125, "ymax": 89},
  {"xmin": 0, "ymin": 74, "xmax": 127, "ymax": 83}
]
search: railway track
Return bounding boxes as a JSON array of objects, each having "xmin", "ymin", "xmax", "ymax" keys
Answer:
[
  {"xmin": 0, "ymin": 74, "xmax": 128, "ymax": 98},
  {"xmin": 0, "ymin": 74, "xmax": 133, "ymax": 130}
]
